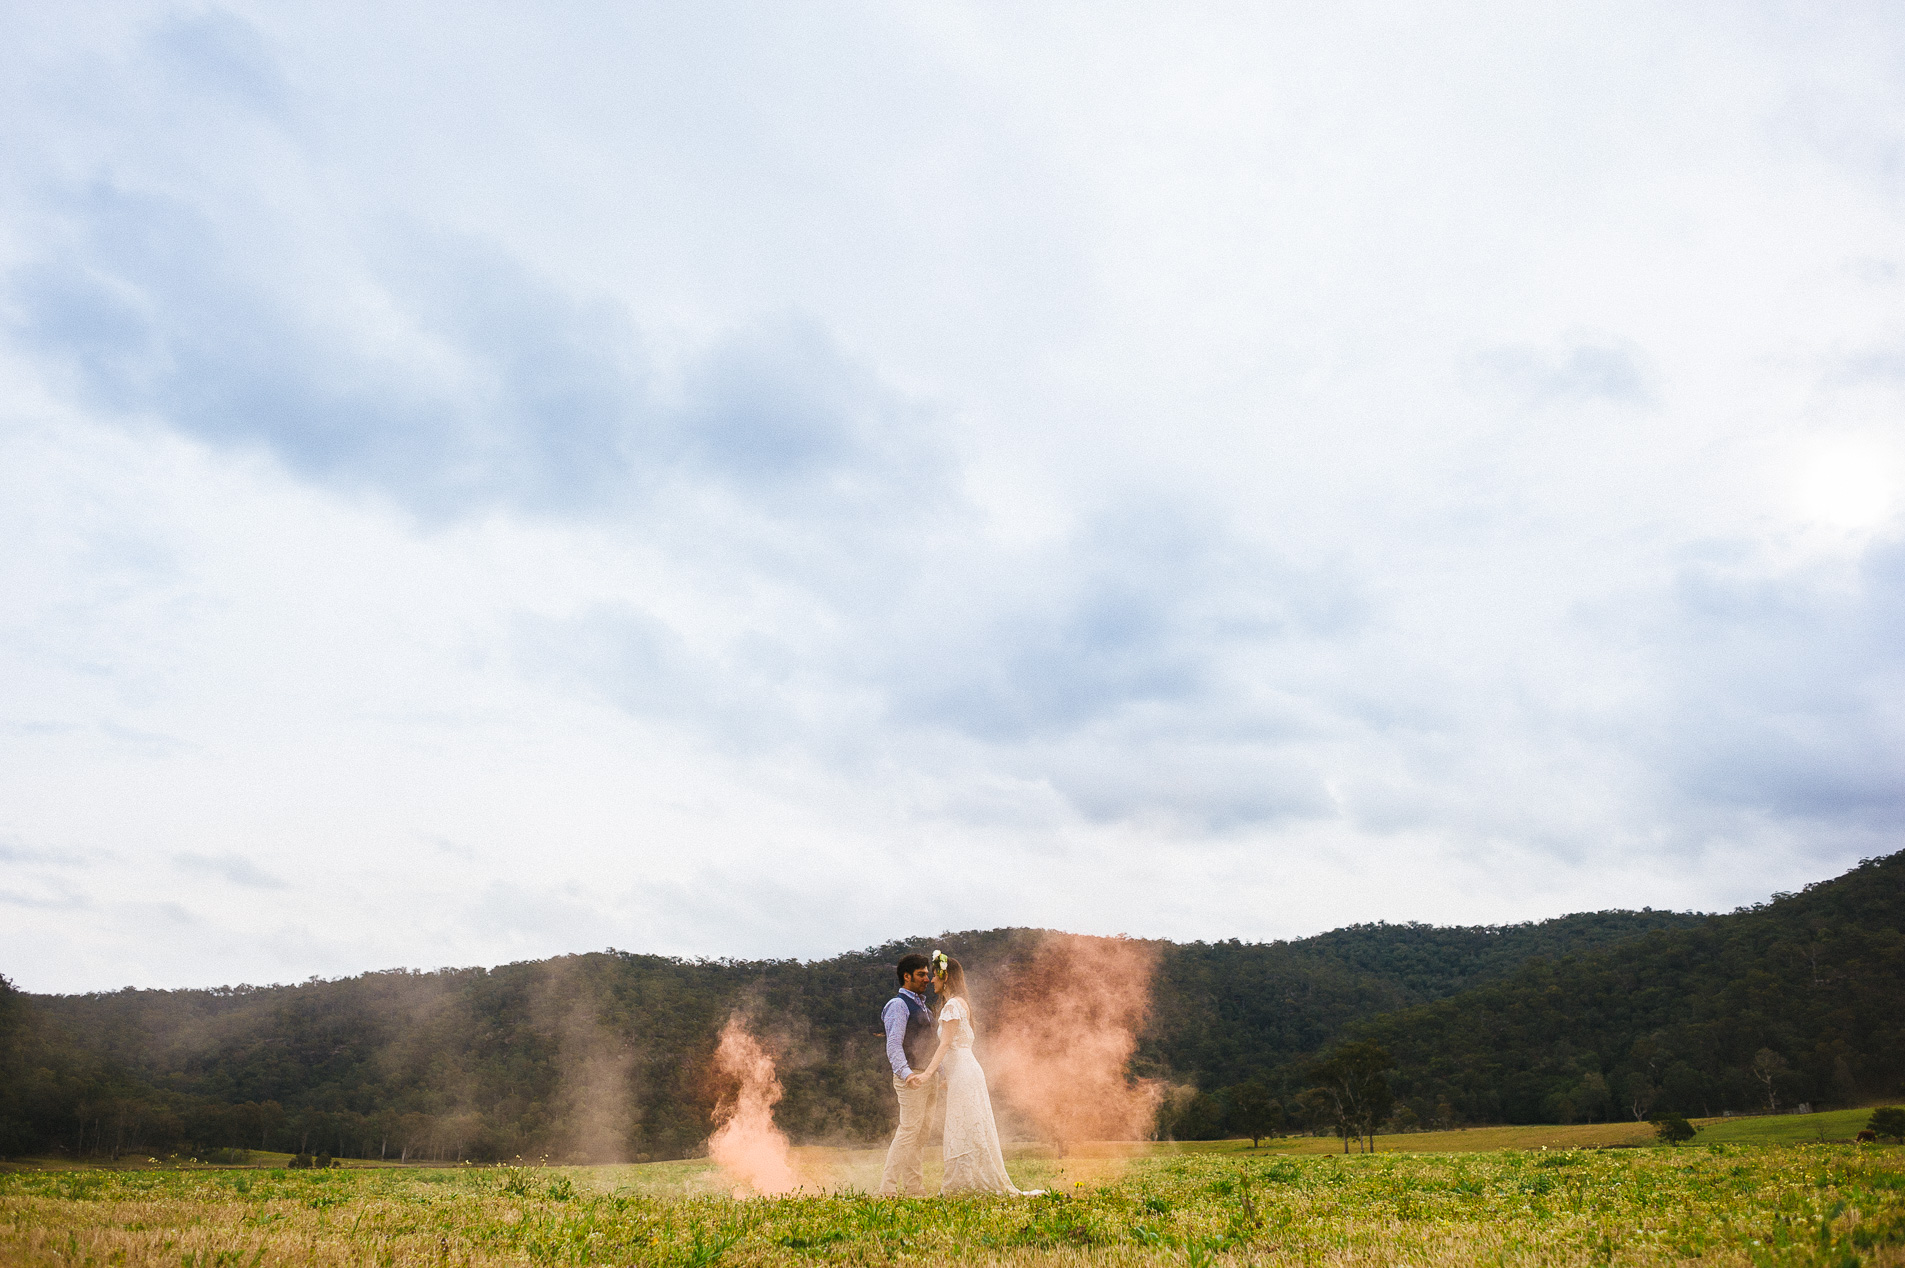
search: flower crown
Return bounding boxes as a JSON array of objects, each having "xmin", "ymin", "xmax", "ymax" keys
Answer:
[{"xmin": 931, "ymin": 950, "xmax": 949, "ymax": 975}]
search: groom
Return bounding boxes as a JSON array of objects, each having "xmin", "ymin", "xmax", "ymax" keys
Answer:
[{"xmin": 878, "ymin": 952, "xmax": 937, "ymax": 1196}]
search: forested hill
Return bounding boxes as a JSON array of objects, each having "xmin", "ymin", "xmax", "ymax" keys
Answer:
[
  {"xmin": 1, "ymin": 906, "xmax": 1698, "ymax": 1162},
  {"xmin": 11, "ymin": 850, "xmax": 1897, "ymax": 1164},
  {"xmin": 1143, "ymin": 908, "xmax": 1707, "ymax": 1091},
  {"xmin": 1334, "ymin": 850, "xmax": 1905, "ymax": 1128}
]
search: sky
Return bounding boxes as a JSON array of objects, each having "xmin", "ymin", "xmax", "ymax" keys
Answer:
[{"xmin": 3, "ymin": 2, "xmax": 1903, "ymax": 994}]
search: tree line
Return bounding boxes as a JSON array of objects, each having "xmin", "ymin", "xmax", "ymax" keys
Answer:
[
  {"xmin": 7, "ymin": 857, "xmax": 1895, "ymax": 1163},
  {"xmin": 1332, "ymin": 850, "xmax": 1905, "ymax": 1130},
  {"xmin": 1161, "ymin": 849, "xmax": 1904, "ymax": 1146}
]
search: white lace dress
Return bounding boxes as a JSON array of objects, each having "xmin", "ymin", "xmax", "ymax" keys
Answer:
[{"xmin": 935, "ymin": 997, "xmax": 1037, "ymax": 1196}]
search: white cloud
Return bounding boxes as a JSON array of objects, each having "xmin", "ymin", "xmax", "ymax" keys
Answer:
[
  {"xmin": 2, "ymin": 1, "xmax": 1903, "ymax": 991},
  {"xmin": 175, "ymin": 852, "xmax": 287, "ymax": 889}
]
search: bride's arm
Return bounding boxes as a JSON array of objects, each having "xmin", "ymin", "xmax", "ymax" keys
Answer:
[
  {"xmin": 911, "ymin": 1032, "xmax": 952, "ymax": 1084},
  {"xmin": 909, "ymin": 1002, "xmax": 961, "ymax": 1084}
]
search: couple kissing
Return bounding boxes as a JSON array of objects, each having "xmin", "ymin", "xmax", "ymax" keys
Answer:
[{"xmin": 878, "ymin": 950, "xmax": 1042, "ymax": 1197}]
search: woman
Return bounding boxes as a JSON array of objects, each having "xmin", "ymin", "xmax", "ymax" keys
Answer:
[{"xmin": 911, "ymin": 951, "xmax": 1043, "ymax": 1196}]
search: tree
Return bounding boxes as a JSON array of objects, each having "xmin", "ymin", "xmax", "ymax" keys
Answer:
[
  {"xmin": 1167, "ymin": 1091, "xmax": 1227, "ymax": 1141},
  {"xmin": 1292, "ymin": 1087, "xmax": 1334, "ymax": 1136},
  {"xmin": 1620, "ymin": 1071, "xmax": 1658, "ymax": 1122},
  {"xmin": 239, "ymin": 1100, "xmax": 284, "ymax": 1151},
  {"xmin": 1307, "ymin": 1041, "xmax": 1395, "ymax": 1154},
  {"xmin": 1660, "ymin": 1062, "xmax": 1707, "ymax": 1117},
  {"xmin": 1867, "ymin": 1107, "xmax": 1905, "ymax": 1143},
  {"xmin": 1575, "ymin": 1073, "xmax": 1613, "ymax": 1123},
  {"xmin": 1751, "ymin": 1049, "xmax": 1789, "ymax": 1112},
  {"xmin": 1227, "ymin": 1081, "xmax": 1281, "ymax": 1146},
  {"xmin": 1653, "ymin": 1114, "xmax": 1697, "ymax": 1146}
]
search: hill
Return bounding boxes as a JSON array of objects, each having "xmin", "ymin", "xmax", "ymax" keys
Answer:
[
  {"xmin": 1333, "ymin": 850, "xmax": 1905, "ymax": 1127},
  {"xmin": 2, "ymin": 908, "xmax": 1697, "ymax": 1162},
  {"xmin": 8, "ymin": 846, "xmax": 1899, "ymax": 1165},
  {"xmin": 1141, "ymin": 908, "xmax": 1708, "ymax": 1091}
]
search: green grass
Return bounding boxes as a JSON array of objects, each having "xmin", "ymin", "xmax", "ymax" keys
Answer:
[
  {"xmin": 1186, "ymin": 1108, "xmax": 1896, "ymax": 1156},
  {"xmin": 1692, "ymin": 1110, "xmax": 1881, "ymax": 1147},
  {"xmin": 1192, "ymin": 1120, "xmax": 1658, "ymax": 1155},
  {"xmin": 4, "ymin": 1142, "xmax": 1905, "ymax": 1265}
]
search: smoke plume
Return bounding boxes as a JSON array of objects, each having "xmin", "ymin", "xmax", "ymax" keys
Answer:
[
  {"xmin": 984, "ymin": 933, "xmax": 1163, "ymax": 1151},
  {"xmin": 536, "ymin": 958, "xmax": 637, "ymax": 1163},
  {"xmin": 706, "ymin": 1014, "xmax": 801, "ymax": 1195}
]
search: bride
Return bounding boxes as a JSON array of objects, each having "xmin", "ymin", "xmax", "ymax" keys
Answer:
[{"xmin": 908, "ymin": 951, "xmax": 1043, "ymax": 1196}]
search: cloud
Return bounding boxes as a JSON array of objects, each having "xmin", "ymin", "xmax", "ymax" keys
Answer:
[
  {"xmin": 508, "ymin": 493, "xmax": 1368, "ymax": 835},
  {"xmin": 13, "ymin": 181, "xmax": 947, "ymax": 536},
  {"xmin": 874, "ymin": 504, "xmax": 1366, "ymax": 745},
  {"xmin": 1471, "ymin": 340, "xmax": 1656, "ymax": 408},
  {"xmin": 0, "ymin": 840, "xmax": 97, "ymax": 912},
  {"xmin": 0, "ymin": 840, "xmax": 90, "ymax": 867},
  {"xmin": 467, "ymin": 881, "xmax": 620, "ymax": 952},
  {"xmin": 0, "ymin": 884, "xmax": 92, "ymax": 912},
  {"xmin": 515, "ymin": 605, "xmax": 713, "ymax": 725},
  {"xmin": 150, "ymin": 10, "xmax": 292, "ymax": 120},
  {"xmin": 175, "ymin": 852, "xmax": 288, "ymax": 890},
  {"xmin": 1646, "ymin": 536, "xmax": 1905, "ymax": 828},
  {"xmin": 676, "ymin": 317, "xmax": 941, "ymax": 504},
  {"xmin": 14, "ymin": 189, "xmax": 640, "ymax": 517},
  {"xmin": 3, "ymin": 0, "xmax": 1905, "ymax": 991}
]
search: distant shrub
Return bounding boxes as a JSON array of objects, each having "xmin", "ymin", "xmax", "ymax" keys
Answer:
[
  {"xmin": 1653, "ymin": 1115, "xmax": 1697, "ymax": 1146},
  {"xmin": 1867, "ymin": 1107, "xmax": 1905, "ymax": 1143}
]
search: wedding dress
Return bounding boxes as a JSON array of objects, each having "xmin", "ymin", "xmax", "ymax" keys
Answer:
[{"xmin": 935, "ymin": 997, "xmax": 1040, "ymax": 1196}]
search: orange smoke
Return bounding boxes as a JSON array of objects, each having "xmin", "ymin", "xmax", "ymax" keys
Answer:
[
  {"xmin": 984, "ymin": 933, "xmax": 1164, "ymax": 1151},
  {"xmin": 706, "ymin": 1015, "xmax": 800, "ymax": 1196}
]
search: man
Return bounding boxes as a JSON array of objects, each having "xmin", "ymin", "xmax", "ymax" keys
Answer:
[{"xmin": 877, "ymin": 952, "xmax": 937, "ymax": 1196}]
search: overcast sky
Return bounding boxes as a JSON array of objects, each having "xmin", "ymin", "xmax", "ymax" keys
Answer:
[{"xmin": 3, "ymin": 2, "xmax": 1902, "ymax": 994}]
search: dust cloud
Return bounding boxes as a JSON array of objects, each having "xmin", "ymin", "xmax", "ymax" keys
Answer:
[
  {"xmin": 706, "ymin": 1014, "xmax": 802, "ymax": 1195},
  {"xmin": 983, "ymin": 933, "xmax": 1163, "ymax": 1152},
  {"xmin": 536, "ymin": 958, "xmax": 637, "ymax": 1164}
]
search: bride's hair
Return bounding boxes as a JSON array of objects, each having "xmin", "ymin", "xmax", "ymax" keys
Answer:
[{"xmin": 936, "ymin": 955, "xmax": 969, "ymax": 1001}]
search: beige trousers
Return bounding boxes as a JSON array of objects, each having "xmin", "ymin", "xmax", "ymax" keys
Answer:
[{"xmin": 878, "ymin": 1073, "xmax": 935, "ymax": 1196}]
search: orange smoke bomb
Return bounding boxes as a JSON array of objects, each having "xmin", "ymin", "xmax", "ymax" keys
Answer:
[{"xmin": 706, "ymin": 1015, "xmax": 801, "ymax": 1196}]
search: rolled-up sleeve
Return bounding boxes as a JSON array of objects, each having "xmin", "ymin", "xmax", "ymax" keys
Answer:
[{"xmin": 882, "ymin": 997, "xmax": 912, "ymax": 1079}]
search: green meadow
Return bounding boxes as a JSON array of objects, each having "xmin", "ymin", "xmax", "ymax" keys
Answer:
[
  {"xmin": 1188, "ymin": 1109, "xmax": 1879, "ymax": 1157},
  {"xmin": 4, "ymin": 1129, "xmax": 1904, "ymax": 1266},
  {"xmin": 1692, "ymin": 1112, "xmax": 1878, "ymax": 1148}
]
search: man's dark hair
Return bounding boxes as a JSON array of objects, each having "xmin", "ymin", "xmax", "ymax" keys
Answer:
[{"xmin": 895, "ymin": 953, "xmax": 931, "ymax": 985}]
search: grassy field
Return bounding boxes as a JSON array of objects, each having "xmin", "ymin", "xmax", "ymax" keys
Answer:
[
  {"xmin": 1187, "ymin": 1109, "xmax": 1886, "ymax": 1157},
  {"xmin": 4, "ymin": 1139, "xmax": 1904, "ymax": 1266},
  {"xmin": 1223, "ymin": 1122, "xmax": 1659, "ymax": 1155},
  {"xmin": 1693, "ymin": 1111, "xmax": 1878, "ymax": 1147}
]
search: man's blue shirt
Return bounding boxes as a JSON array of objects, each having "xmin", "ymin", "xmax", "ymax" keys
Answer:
[{"xmin": 883, "ymin": 988, "xmax": 929, "ymax": 1079}]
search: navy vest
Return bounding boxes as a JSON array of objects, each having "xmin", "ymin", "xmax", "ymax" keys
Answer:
[{"xmin": 897, "ymin": 991, "xmax": 934, "ymax": 1070}]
